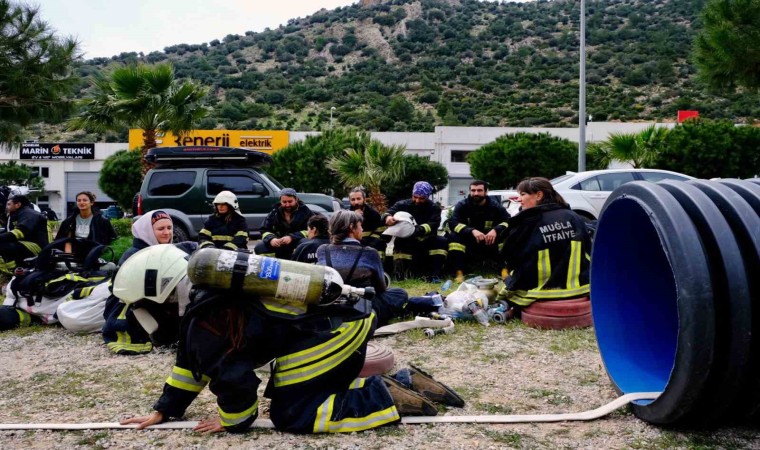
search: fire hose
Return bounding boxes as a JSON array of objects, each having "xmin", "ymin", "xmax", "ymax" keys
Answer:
[{"xmin": 0, "ymin": 392, "xmax": 659, "ymax": 430}]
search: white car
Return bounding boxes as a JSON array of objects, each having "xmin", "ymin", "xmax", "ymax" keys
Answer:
[{"xmin": 490, "ymin": 169, "xmax": 695, "ymax": 220}]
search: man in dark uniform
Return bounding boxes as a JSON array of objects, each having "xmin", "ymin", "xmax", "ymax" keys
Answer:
[
  {"xmin": 381, "ymin": 181, "xmax": 447, "ymax": 281},
  {"xmin": 254, "ymin": 188, "xmax": 314, "ymax": 260},
  {"xmin": 0, "ymin": 194, "xmax": 49, "ymax": 272},
  {"xmin": 348, "ymin": 187, "xmax": 386, "ymax": 258},
  {"xmin": 447, "ymin": 180, "xmax": 510, "ymax": 282}
]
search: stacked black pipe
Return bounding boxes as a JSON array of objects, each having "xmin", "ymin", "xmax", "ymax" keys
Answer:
[{"xmin": 591, "ymin": 178, "xmax": 760, "ymax": 426}]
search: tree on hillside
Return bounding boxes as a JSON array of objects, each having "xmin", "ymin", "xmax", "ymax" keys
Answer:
[
  {"xmin": 468, "ymin": 133, "xmax": 577, "ymax": 189},
  {"xmin": 327, "ymin": 140, "xmax": 406, "ymax": 213},
  {"xmin": 594, "ymin": 124, "xmax": 670, "ymax": 168},
  {"xmin": 98, "ymin": 150, "xmax": 143, "ymax": 211},
  {"xmin": 268, "ymin": 129, "xmax": 372, "ymax": 195},
  {"xmin": 0, "ymin": 0, "xmax": 79, "ymax": 149},
  {"xmin": 68, "ymin": 63, "xmax": 210, "ymax": 174},
  {"xmin": 693, "ymin": 0, "xmax": 760, "ymax": 92},
  {"xmin": 383, "ymin": 155, "xmax": 449, "ymax": 206}
]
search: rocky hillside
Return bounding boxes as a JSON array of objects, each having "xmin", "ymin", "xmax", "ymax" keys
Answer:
[{"xmin": 52, "ymin": 0, "xmax": 758, "ymax": 142}]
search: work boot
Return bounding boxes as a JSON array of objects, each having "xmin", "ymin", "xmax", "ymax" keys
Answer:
[
  {"xmin": 455, "ymin": 270, "xmax": 465, "ymax": 284},
  {"xmin": 382, "ymin": 375, "xmax": 438, "ymax": 416},
  {"xmin": 407, "ymin": 365, "xmax": 465, "ymax": 408},
  {"xmin": 393, "ymin": 259, "xmax": 410, "ymax": 281}
]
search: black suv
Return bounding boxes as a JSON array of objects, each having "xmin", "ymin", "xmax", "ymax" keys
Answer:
[{"xmin": 134, "ymin": 146, "xmax": 340, "ymax": 241}]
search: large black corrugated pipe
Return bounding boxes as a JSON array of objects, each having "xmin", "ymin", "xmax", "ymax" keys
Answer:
[{"xmin": 590, "ymin": 179, "xmax": 760, "ymax": 427}]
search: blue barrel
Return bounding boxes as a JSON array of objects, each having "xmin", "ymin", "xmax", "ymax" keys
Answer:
[{"xmin": 591, "ymin": 179, "xmax": 760, "ymax": 426}]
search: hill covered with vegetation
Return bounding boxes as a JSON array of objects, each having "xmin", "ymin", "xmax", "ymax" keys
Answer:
[{"xmin": 56, "ymin": 0, "xmax": 758, "ymax": 141}]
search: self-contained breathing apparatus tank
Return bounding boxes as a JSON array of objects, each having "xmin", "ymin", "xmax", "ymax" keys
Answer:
[{"xmin": 186, "ymin": 248, "xmax": 374, "ymax": 306}]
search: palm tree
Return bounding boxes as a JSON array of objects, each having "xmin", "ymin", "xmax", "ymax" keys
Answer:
[
  {"xmin": 595, "ymin": 124, "xmax": 669, "ymax": 168},
  {"xmin": 68, "ymin": 63, "xmax": 210, "ymax": 173},
  {"xmin": 327, "ymin": 139, "xmax": 406, "ymax": 213}
]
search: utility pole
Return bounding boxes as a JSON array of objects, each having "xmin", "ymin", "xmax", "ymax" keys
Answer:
[{"xmin": 578, "ymin": 0, "xmax": 587, "ymax": 172}]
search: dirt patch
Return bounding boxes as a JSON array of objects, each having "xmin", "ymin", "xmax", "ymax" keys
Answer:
[{"xmin": 1, "ymin": 318, "xmax": 758, "ymax": 449}]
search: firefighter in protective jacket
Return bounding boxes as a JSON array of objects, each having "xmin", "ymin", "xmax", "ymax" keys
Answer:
[
  {"xmin": 0, "ymin": 195, "xmax": 49, "ymax": 272},
  {"xmin": 198, "ymin": 191, "xmax": 248, "ymax": 251},
  {"xmin": 253, "ymin": 188, "xmax": 314, "ymax": 260},
  {"xmin": 497, "ymin": 177, "xmax": 591, "ymax": 311},
  {"xmin": 381, "ymin": 181, "xmax": 447, "ymax": 281},
  {"xmin": 446, "ymin": 181, "xmax": 510, "ymax": 282}
]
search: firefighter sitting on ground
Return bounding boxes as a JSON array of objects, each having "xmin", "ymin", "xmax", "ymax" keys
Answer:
[
  {"xmin": 447, "ymin": 180, "xmax": 510, "ymax": 283},
  {"xmin": 253, "ymin": 188, "xmax": 314, "ymax": 260},
  {"xmin": 0, "ymin": 194, "xmax": 49, "ymax": 273},
  {"xmin": 382, "ymin": 181, "xmax": 447, "ymax": 282},
  {"xmin": 496, "ymin": 177, "xmax": 591, "ymax": 318},
  {"xmin": 198, "ymin": 191, "xmax": 248, "ymax": 251},
  {"xmin": 121, "ymin": 245, "xmax": 464, "ymax": 434},
  {"xmin": 347, "ymin": 186, "xmax": 386, "ymax": 258},
  {"xmin": 291, "ymin": 214, "xmax": 330, "ymax": 264}
]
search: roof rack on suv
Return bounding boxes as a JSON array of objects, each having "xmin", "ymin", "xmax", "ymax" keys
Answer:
[{"xmin": 145, "ymin": 146, "xmax": 273, "ymax": 167}]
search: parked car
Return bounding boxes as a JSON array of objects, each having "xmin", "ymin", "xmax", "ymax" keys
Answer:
[
  {"xmin": 490, "ymin": 169, "xmax": 695, "ymax": 220},
  {"xmin": 103, "ymin": 205, "xmax": 124, "ymax": 220},
  {"xmin": 134, "ymin": 146, "xmax": 341, "ymax": 242}
]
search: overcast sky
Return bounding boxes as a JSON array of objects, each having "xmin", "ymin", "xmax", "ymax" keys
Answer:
[{"xmin": 37, "ymin": 1, "xmax": 362, "ymax": 59}]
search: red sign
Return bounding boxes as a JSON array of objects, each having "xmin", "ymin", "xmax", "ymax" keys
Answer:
[{"xmin": 677, "ymin": 110, "xmax": 699, "ymax": 123}]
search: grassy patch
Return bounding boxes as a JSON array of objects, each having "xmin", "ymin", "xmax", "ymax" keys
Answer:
[
  {"xmin": 629, "ymin": 430, "xmax": 755, "ymax": 449},
  {"xmin": 526, "ymin": 388, "xmax": 573, "ymax": 405},
  {"xmin": 546, "ymin": 328, "xmax": 597, "ymax": 354},
  {"xmin": 74, "ymin": 430, "xmax": 110, "ymax": 449},
  {"xmin": 108, "ymin": 236, "xmax": 133, "ymax": 263},
  {"xmin": 2, "ymin": 323, "xmax": 47, "ymax": 338},
  {"xmin": 475, "ymin": 402, "xmax": 514, "ymax": 414},
  {"xmin": 483, "ymin": 429, "xmax": 533, "ymax": 447},
  {"xmin": 575, "ymin": 370, "xmax": 601, "ymax": 386}
]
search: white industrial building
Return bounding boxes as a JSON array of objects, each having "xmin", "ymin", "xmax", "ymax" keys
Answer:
[{"xmin": 0, "ymin": 123, "xmax": 672, "ymax": 218}]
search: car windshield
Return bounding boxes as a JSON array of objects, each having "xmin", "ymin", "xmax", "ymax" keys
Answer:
[{"xmin": 550, "ymin": 173, "xmax": 575, "ymax": 185}]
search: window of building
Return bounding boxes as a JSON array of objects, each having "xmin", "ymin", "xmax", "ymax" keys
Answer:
[
  {"xmin": 450, "ymin": 150, "xmax": 472, "ymax": 163},
  {"xmin": 31, "ymin": 167, "xmax": 50, "ymax": 178}
]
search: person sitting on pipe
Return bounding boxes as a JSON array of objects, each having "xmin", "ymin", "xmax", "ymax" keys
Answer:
[{"xmin": 496, "ymin": 177, "xmax": 592, "ymax": 318}]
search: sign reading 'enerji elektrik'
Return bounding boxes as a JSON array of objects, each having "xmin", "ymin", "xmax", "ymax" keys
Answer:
[{"xmin": 128, "ymin": 129, "xmax": 289, "ymax": 154}]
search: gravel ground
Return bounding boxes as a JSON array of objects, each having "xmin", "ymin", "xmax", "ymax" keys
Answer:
[{"xmin": 2, "ymin": 316, "xmax": 760, "ymax": 450}]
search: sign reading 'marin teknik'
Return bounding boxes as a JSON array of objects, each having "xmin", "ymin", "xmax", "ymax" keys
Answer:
[{"xmin": 20, "ymin": 143, "xmax": 95, "ymax": 160}]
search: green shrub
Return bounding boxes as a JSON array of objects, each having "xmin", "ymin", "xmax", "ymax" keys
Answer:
[
  {"xmin": 110, "ymin": 219, "xmax": 133, "ymax": 238},
  {"xmin": 469, "ymin": 133, "xmax": 578, "ymax": 189},
  {"xmin": 108, "ymin": 236, "xmax": 133, "ymax": 263}
]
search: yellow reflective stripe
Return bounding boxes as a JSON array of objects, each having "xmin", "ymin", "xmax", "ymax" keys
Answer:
[
  {"xmin": 117, "ymin": 304, "xmax": 129, "ymax": 320},
  {"xmin": 349, "ymin": 378, "xmax": 366, "ymax": 389},
  {"xmin": 566, "ymin": 241, "xmax": 581, "ymax": 289},
  {"xmin": 262, "ymin": 232, "xmax": 274, "ymax": 239},
  {"xmin": 429, "ymin": 249, "xmax": 447, "ymax": 256},
  {"xmin": 20, "ymin": 241, "xmax": 41, "ymax": 254},
  {"xmin": 498, "ymin": 221, "xmax": 509, "ymax": 229},
  {"xmin": 16, "ymin": 309, "xmax": 31, "ymax": 327},
  {"xmin": 537, "ymin": 249, "xmax": 551, "ymax": 288},
  {"xmin": 314, "ymin": 394, "xmax": 399, "ymax": 433},
  {"xmin": 484, "ymin": 220, "xmax": 493, "ymax": 229},
  {"xmin": 259, "ymin": 298, "xmax": 307, "ymax": 315},
  {"xmin": 11, "ymin": 229, "xmax": 24, "ymax": 239},
  {"xmin": 277, "ymin": 317, "xmax": 366, "ymax": 370},
  {"xmin": 454, "ymin": 223, "xmax": 466, "ymax": 233},
  {"xmin": 223, "ymin": 242, "xmax": 238, "ymax": 250},
  {"xmin": 585, "ymin": 252, "xmax": 591, "ymax": 262},
  {"xmin": 219, "ymin": 399, "xmax": 259, "ymax": 427},
  {"xmin": 235, "ymin": 231, "xmax": 248, "ymax": 237},
  {"xmin": 199, "ymin": 241, "xmax": 214, "ymax": 248},
  {"xmin": 300, "ymin": 230, "xmax": 309, "ymax": 238},
  {"xmin": 421, "ymin": 224, "xmax": 431, "ymax": 234},
  {"xmin": 199, "ymin": 229, "xmax": 212, "ymax": 236},
  {"xmin": 47, "ymin": 273, "xmax": 90, "ymax": 284},
  {"xmin": 362, "ymin": 231, "xmax": 372, "ymax": 237},
  {"xmin": 211, "ymin": 235, "xmax": 233, "ymax": 241},
  {"xmin": 393, "ymin": 253, "xmax": 413, "ymax": 260},
  {"xmin": 275, "ymin": 315, "xmax": 373, "ymax": 387},
  {"xmin": 166, "ymin": 366, "xmax": 210, "ymax": 393},
  {"xmin": 510, "ymin": 285, "xmax": 591, "ymax": 304},
  {"xmin": 73, "ymin": 286, "xmax": 95, "ymax": 299},
  {"xmin": 448, "ymin": 242, "xmax": 466, "ymax": 252}
]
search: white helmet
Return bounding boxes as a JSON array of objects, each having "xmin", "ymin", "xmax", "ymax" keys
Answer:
[
  {"xmin": 213, "ymin": 190, "xmax": 241, "ymax": 214},
  {"xmin": 113, "ymin": 244, "xmax": 189, "ymax": 305},
  {"xmin": 382, "ymin": 211, "xmax": 417, "ymax": 238}
]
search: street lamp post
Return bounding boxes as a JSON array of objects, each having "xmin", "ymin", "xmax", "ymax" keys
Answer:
[
  {"xmin": 578, "ymin": 0, "xmax": 587, "ymax": 172},
  {"xmin": 330, "ymin": 107, "xmax": 336, "ymax": 129}
]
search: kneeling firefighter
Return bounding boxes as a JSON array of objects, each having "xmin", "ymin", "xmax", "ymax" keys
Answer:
[{"xmin": 122, "ymin": 247, "xmax": 464, "ymax": 434}]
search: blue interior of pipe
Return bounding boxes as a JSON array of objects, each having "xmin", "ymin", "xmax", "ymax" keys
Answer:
[{"xmin": 592, "ymin": 198, "xmax": 679, "ymax": 400}]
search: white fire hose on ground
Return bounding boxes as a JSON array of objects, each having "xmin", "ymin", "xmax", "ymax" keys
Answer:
[{"xmin": 0, "ymin": 392, "xmax": 660, "ymax": 430}]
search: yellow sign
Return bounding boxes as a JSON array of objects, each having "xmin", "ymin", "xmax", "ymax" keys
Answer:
[{"xmin": 128, "ymin": 129, "xmax": 290, "ymax": 154}]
